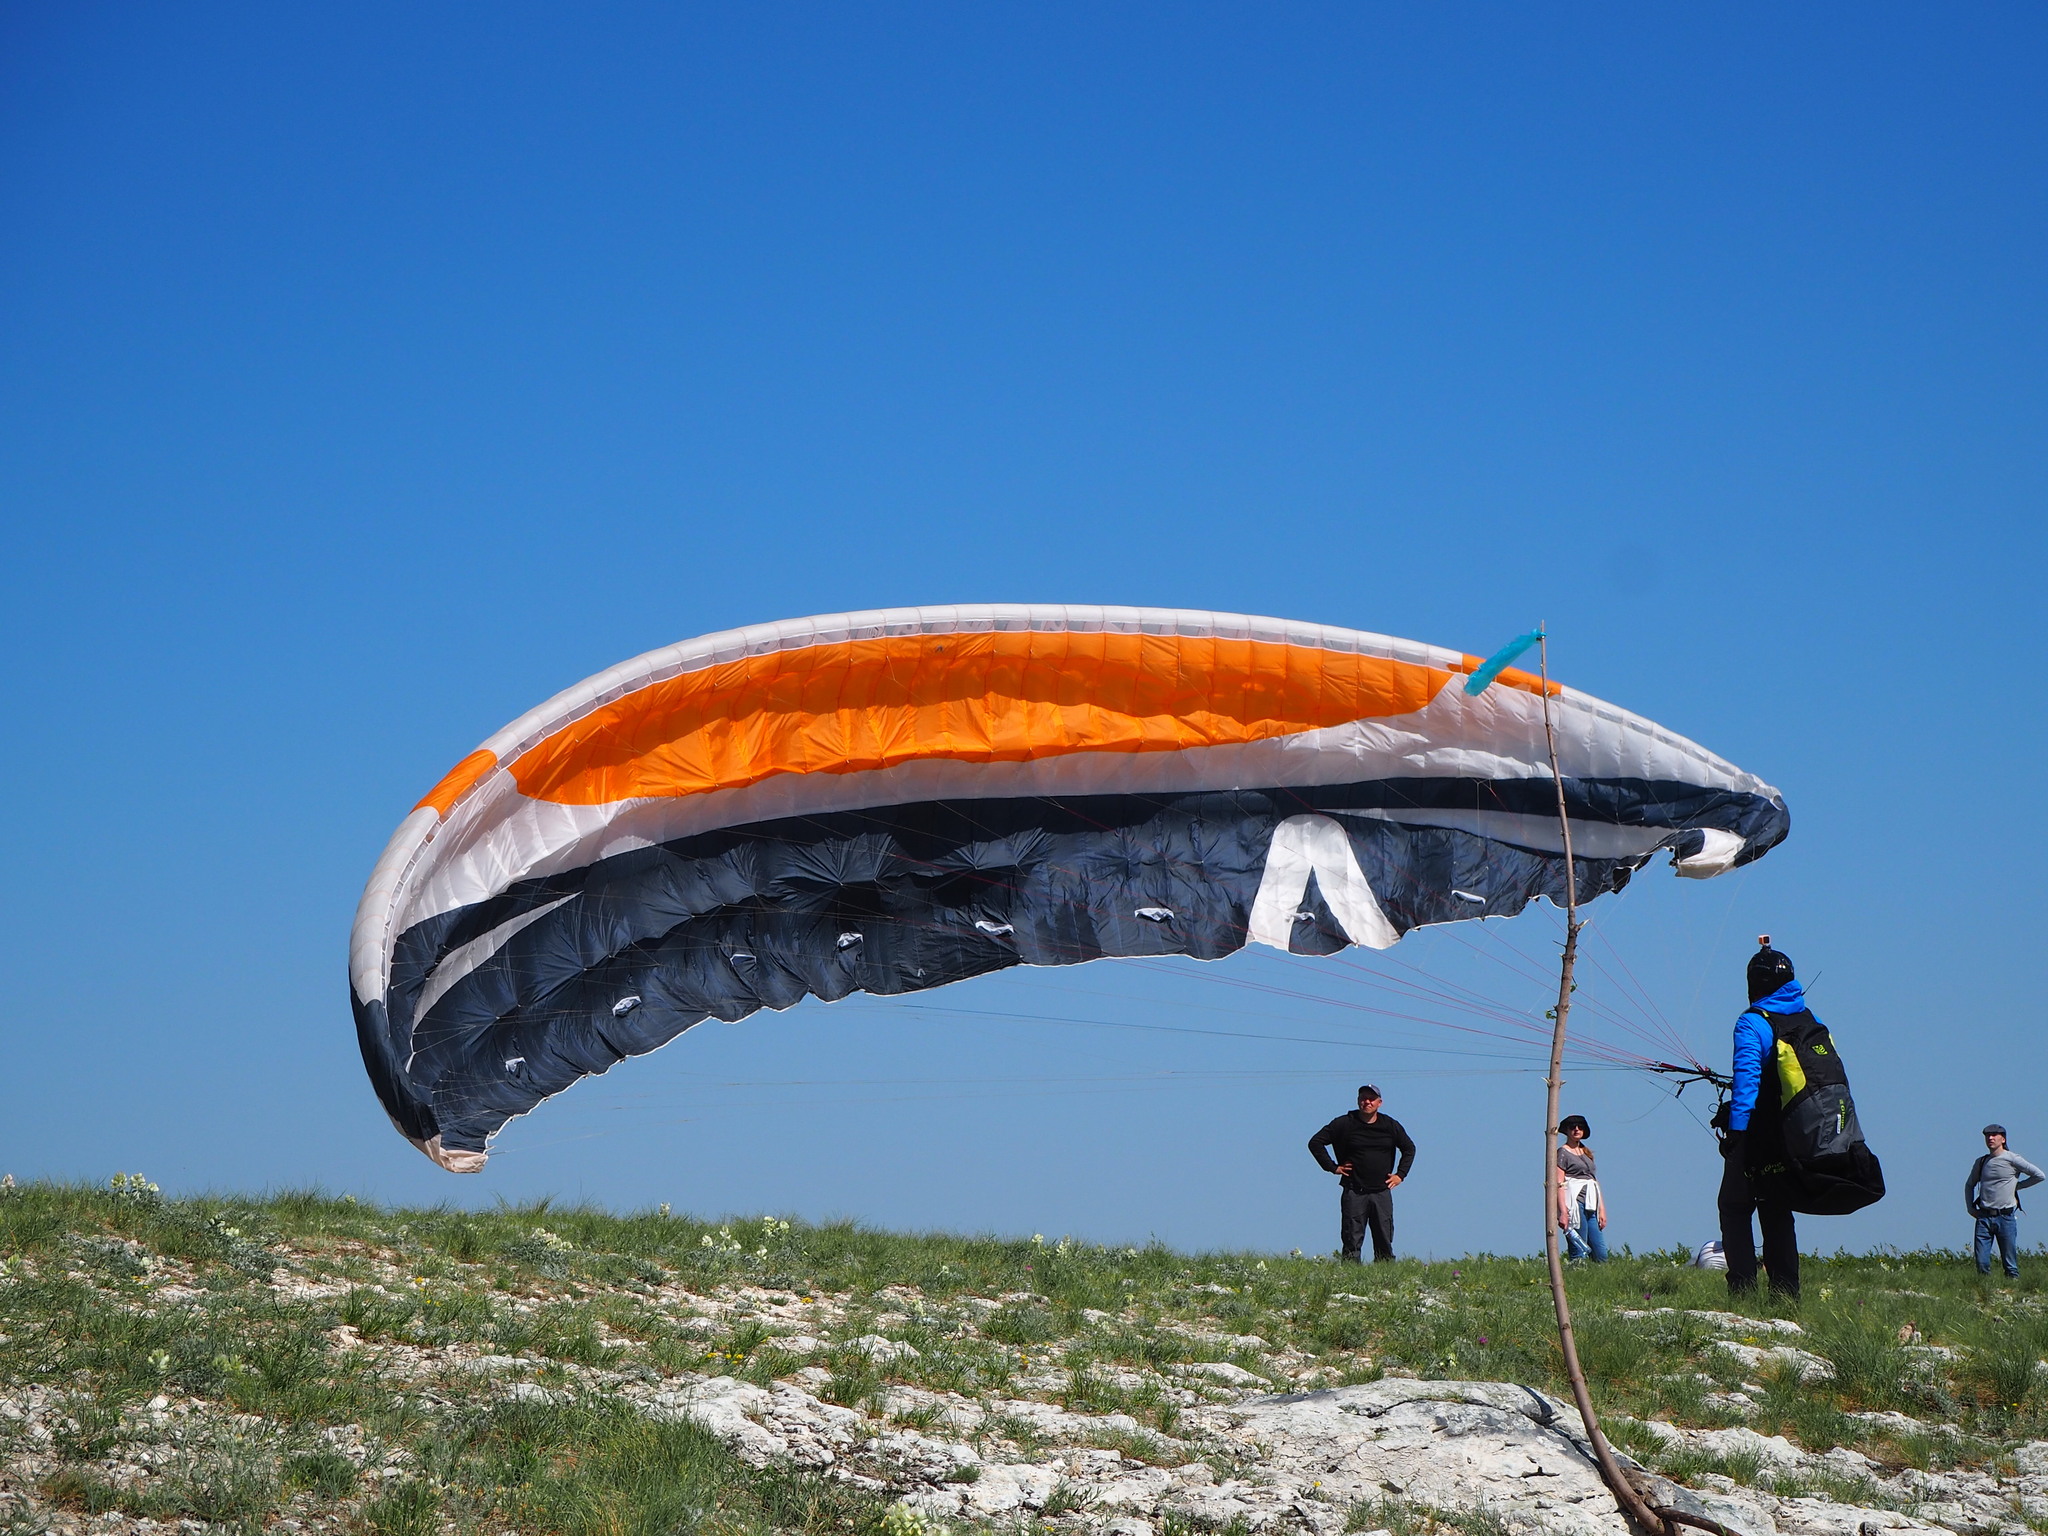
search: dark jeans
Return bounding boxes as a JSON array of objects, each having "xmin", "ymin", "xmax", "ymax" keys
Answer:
[
  {"xmin": 1718, "ymin": 1152, "xmax": 1799, "ymax": 1298},
  {"xmin": 1341, "ymin": 1185, "xmax": 1395, "ymax": 1262},
  {"xmin": 1975, "ymin": 1211, "xmax": 2019, "ymax": 1277}
]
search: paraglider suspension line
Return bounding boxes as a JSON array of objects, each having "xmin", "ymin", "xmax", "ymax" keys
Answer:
[{"xmin": 1649, "ymin": 1062, "xmax": 1733, "ymax": 1096}]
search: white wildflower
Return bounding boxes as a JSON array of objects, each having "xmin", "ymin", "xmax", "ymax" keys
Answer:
[{"xmin": 108, "ymin": 1171, "xmax": 162, "ymax": 1205}]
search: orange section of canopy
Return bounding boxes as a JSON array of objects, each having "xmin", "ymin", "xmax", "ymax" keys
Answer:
[
  {"xmin": 415, "ymin": 748, "xmax": 499, "ymax": 817},
  {"xmin": 1450, "ymin": 654, "xmax": 1561, "ymax": 697},
  {"xmin": 506, "ymin": 630, "xmax": 1466, "ymax": 807}
]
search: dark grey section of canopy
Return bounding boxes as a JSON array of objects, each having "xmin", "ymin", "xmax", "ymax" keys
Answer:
[{"xmin": 353, "ymin": 778, "xmax": 1788, "ymax": 1155}]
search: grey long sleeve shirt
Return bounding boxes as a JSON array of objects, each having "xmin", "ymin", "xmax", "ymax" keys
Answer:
[{"xmin": 1966, "ymin": 1150, "xmax": 2046, "ymax": 1215}]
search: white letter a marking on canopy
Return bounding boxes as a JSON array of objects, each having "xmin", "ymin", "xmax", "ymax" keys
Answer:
[{"xmin": 1247, "ymin": 814, "xmax": 1400, "ymax": 952}]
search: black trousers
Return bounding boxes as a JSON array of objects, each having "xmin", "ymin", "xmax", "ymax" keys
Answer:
[
  {"xmin": 1718, "ymin": 1152, "xmax": 1799, "ymax": 1298},
  {"xmin": 1341, "ymin": 1185, "xmax": 1396, "ymax": 1262}
]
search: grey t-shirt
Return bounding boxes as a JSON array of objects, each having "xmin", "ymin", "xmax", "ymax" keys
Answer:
[
  {"xmin": 1967, "ymin": 1149, "xmax": 2046, "ymax": 1214},
  {"xmin": 1557, "ymin": 1144, "xmax": 1600, "ymax": 1215}
]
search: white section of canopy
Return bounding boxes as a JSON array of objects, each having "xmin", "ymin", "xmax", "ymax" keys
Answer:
[
  {"xmin": 415, "ymin": 1135, "xmax": 487, "ymax": 1174},
  {"xmin": 351, "ymin": 807, "xmax": 438, "ymax": 1011},
  {"xmin": 1675, "ymin": 827, "xmax": 1748, "ymax": 878}
]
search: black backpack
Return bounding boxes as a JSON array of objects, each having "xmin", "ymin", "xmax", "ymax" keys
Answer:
[{"xmin": 1746, "ymin": 1008, "xmax": 1886, "ymax": 1216}]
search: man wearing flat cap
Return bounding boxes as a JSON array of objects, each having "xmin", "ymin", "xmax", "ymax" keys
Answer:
[{"xmin": 1965, "ymin": 1124, "xmax": 2044, "ymax": 1278}]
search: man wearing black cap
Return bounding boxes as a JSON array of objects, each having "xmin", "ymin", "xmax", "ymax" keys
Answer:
[
  {"xmin": 1965, "ymin": 1125, "xmax": 2043, "ymax": 1279},
  {"xmin": 1309, "ymin": 1086, "xmax": 1416, "ymax": 1262},
  {"xmin": 1717, "ymin": 937, "xmax": 1807, "ymax": 1299}
]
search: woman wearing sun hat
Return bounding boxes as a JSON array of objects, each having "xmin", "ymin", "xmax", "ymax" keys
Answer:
[{"xmin": 1556, "ymin": 1114, "xmax": 1608, "ymax": 1262}]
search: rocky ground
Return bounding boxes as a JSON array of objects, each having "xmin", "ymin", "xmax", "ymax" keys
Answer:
[{"xmin": 3, "ymin": 1188, "xmax": 2046, "ymax": 1536}]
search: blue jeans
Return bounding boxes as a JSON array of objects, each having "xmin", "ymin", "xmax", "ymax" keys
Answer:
[
  {"xmin": 1565, "ymin": 1208, "xmax": 1608, "ymax": 1262},
  {"xmin": 1975, "ymin": 1211, "xmax": 2019, "ymax": 1277}
]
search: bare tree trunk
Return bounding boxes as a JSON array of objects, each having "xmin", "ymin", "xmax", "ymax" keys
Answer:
[{"xmin": 1537, "ymin": 634, "xmax": 1668, "ymax": 1536}]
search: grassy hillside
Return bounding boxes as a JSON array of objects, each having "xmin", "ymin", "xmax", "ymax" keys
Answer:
[{"xmin": 1, "ymin": 1179, "xmax": 2043, "ymax": 1536}]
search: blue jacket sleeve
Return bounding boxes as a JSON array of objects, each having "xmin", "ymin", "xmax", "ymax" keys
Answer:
[{"xmin": 1728, "ymin": 1011, "xmax": 1770, "ymax": 1130}]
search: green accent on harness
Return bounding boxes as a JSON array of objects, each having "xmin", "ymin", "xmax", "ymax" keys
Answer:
[{"xmin": 1775, "ymin": 1038, "xmax": 1808, "ymax": 1100}]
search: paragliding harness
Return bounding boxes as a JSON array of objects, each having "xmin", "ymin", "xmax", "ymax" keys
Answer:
[{"xmin": 1738, "ymin": 1006, "xmax": 1886, "ymax": 1216}]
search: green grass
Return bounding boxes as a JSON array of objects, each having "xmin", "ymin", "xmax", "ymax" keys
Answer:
[
  {"xmin": 3, "ymin": 1179, "xmax": 2045, "ymax": 1532},
  {"xmin": 1345, "ymin": 1494, "xmax": 1515, "ymax": 1536}
]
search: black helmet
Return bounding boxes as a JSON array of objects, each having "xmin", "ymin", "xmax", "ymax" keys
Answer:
[{"xmin": 1747, "ymin": 935, "xmax": 1794, "ymax": 1003}]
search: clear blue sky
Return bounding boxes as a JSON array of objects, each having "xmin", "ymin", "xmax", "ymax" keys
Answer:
[{"xmin": 4, "ymin": 4, "xmax": 2042, "ymax": 1260}]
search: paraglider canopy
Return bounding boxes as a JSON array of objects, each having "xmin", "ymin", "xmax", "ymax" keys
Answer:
[{"xmin": 350, "ymin": 606, "xmax": 1788, "ymax": 1170}]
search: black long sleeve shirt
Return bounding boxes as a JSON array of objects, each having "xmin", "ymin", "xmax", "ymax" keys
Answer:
[{"xmin": 1309, "ymin": 1111, "xmax": 1417, "ymax": 1192}]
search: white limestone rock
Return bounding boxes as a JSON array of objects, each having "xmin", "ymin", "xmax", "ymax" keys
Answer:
[
  {"xmin": 1162, "ymin": 1483, "xmax": 1274, "ymax": 1530},
  {"xmin": 877, "ymin": 1385, "xmax": 986, "ymax": 1431},
  {"xmin": 1095, "ymin": 1467, "xmax": 1179, "ymax": 1509},
  {"xmin": 849, "ymin": 1334, "xmax": 921, "ymax": 1364},
  {"xmin": 2014, "ymin": 1442, "xmax": 2048, "ymax": 1475},
  {"xmin": 984, "ymin": 1395, "xmax": 1149, "ymax": 1442},
  {"xmin": 1769, "ymin": 1499, "xmax": 1949, "ymax": 1536},
  {"xmin": 1619, "ymin": 1309, "xmax": 1806, "ymax": 1336},
  {"xmin": 1682, "ymin": 1427, "xmax": 1809, "ymax": 1469},
  {"xmin": 646, "ymin": 1376, "xmax": 785, "ymax": 1465},
  {"xmin": 1713, "ymin": 1340, "xmax": 1837, "ymax": 1382},
  {"xmin": 1186, "ymin": 1379, "xmax": 1636, "ymax": 1536},
  {"xmin": 1175, "ymin": 1360, "xmax": 1271, "ymax": 1387},
  {"xmin": 959, "ymin": 1460, "xmax": 1062, "ymax": 1513},
  {"xmin": 1695, "ymin": 1489, "xmax": 1780, "ymax": 1536}
]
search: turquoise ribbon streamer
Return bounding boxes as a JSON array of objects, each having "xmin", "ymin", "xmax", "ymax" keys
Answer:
[{"xmin": 1462, "ymin": 629, "xmax": 1545, "ymax": 696}]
